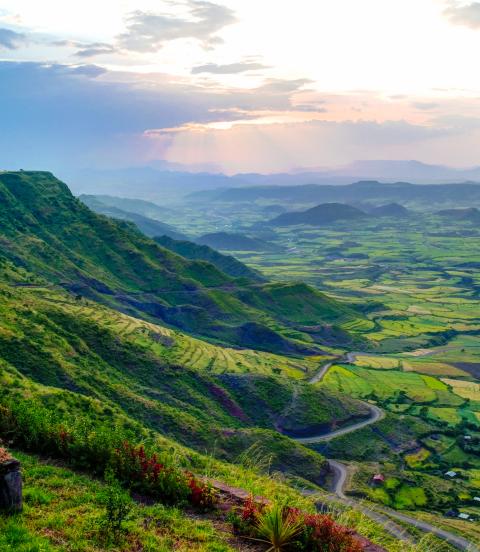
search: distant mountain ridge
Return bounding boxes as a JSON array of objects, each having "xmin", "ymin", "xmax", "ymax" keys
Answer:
[
  {"xmin": 80, "ymin": 194, "xmax": 174, "ymax": 219},
  {"xmin": 60, "ymin": 160, "xmax": 480, "ymax": 203},
  {"xmin": 269, "ymin": 203, "xmax": 367, "ymax": 226},
  {"xmin": 192, "ymin": 180, "xmax": 480, "ymax": 208}
]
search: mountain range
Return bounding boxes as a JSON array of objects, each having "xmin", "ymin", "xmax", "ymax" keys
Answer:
[
  {"xmin": 59, "ymin": 160, "xmax": 480, "ymax": 204},
  {"xmin": 191, "ymin": 180, "xmax": 480, "ymax": 208}
]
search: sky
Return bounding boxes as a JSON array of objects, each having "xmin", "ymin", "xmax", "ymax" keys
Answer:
[{"xmin": 1, "ymin": 0, "xmax": 480, "ymax": 173}]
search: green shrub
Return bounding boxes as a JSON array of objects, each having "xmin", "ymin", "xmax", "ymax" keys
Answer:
[
  {"xmin": 230, "ymin": 497, "xmax": 365, "ymax": 552},
  {"xmin": 98, "ymin": 469, "xmax": 132, "ymax": 543},
  {"xmin": 0, "ymin": 398, "xmax": 216, "ymax": 509}
]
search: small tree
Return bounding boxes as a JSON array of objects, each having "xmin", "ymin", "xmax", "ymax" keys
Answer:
[{"xmin": 99, "ymin": 469, "xmax": 132, "ymax": 543}]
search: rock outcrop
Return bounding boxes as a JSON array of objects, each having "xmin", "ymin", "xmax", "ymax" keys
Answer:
[{"xmin": 0, "ymin": 448, "xmax": 22, "ymax": 513}]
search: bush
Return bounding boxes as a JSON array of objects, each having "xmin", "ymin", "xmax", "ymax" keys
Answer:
[
  {"xmin": 299, "ymin": 512, "xmax": 364, "ymax": 551},
  {"xmin": 0, "ymin": 399, "xmax": 216, "ymax": 509},
  {"xmin": 111, "ymin": 442, "xmax": 190, "ymax": 505},
  {"xmin": 186, "ymin": 472, "xmax": 217, "ymax": 511},
  {"xmin": 98, "ymin": 469, "xmax": 132, "ymax": 543}
]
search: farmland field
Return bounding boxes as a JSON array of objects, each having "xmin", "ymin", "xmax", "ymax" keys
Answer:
[{"xmin": 170, "ymin": 204, "xmax": 480, "ymax": 518}]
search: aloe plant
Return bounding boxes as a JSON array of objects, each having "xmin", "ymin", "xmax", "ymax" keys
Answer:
[{"xmin": 255, "ymin": 504, "xmax": 302, "ymax": 552}]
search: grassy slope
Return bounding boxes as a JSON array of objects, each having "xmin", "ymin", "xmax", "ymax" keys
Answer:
[
  {"xmin": 0, "ymin": 261, "xmax": 371, "ymax": 483},
  {"xmin": 0, "ymin": 171, "xmax": 366, "ymax": 354},
  {"xmin": 3, "ymin": 449, "xmax": 421, "ymax": 552},
  {"xmin": 2, "ymin": 451, "xmax": 235, "ymax": 552}
]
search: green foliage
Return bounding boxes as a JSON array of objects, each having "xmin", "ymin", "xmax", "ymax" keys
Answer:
[
  {"xmin": 231, "ymin": 497, "xmax": 365, "ymax": 552},
  {"xmin": 237, "ymin": 442, "xmax": 274, "ymax": 474},
  {"xmin": 13, "ymin": 451, "xmax": 235, "ymax": 551},
  {"xmin": 0, "ymin": 398, "xmax": 214, "ymax": 509},
  {"xmin": 98, "ymin": 469, "xmax": 132, "ymax": 543},
  {"xmin": 111, "ymin": 442, "xmax": 191, "ymax": 505}
]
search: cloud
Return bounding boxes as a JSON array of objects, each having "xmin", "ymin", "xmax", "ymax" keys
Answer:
[
  {"xmin": 411, "ymin": 101, "xmax": 439, "ymax": 110},
  {"xmin": 292, "ymin": 103, "xmax": 328, "ymax": 113},
  {"xmin": 191, "ymin": 61, "xmax": 268, "ymax": 74},
  {"xmin": 3, "ymin": 59, "xmax": 477, "ymax": 173},
  {"xmin": 444, "ymin": 1, "xmax": 480, "ymax": 29},
  {"xmin": 0, "ymin": 27, "xmax": 27, "ymax": 49},
  {"xmin": 254, "ymin": 78, "xmax": 313, "ymax": 96},
  {"xmin": 0, "ymin": 61, "xmax": 300, "ymax": 169},
  {"xmin": 118, "ymin": 1, "xmax": 237, "ymax": 52},
  {"xmin": 74, "ymin": 43, "xmax": 117, "ymax": 58},
  {"xmin": 50, "ymin": 39, "xmax": 117, "ymax": 57},
  {"xmin": 70, "ymin": 64, "xmax": 107, "ymax": 77}
]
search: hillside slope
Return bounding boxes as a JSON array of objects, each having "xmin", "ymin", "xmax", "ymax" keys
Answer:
[
  {"xmin": 155, "ymin": 235, "xmax": 264, "ymax": 281},
  {"xmin": 0, "ymin": 171, "xmax": 367, "ymax": 352},
  {"xmin": 0, "ymin": 261, "xmax": 372, "ymax": 482}
]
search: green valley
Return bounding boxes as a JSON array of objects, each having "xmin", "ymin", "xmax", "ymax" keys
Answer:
[{"xmin": 1, "ymin": 171, "xmax": 479, "ymax": 551}]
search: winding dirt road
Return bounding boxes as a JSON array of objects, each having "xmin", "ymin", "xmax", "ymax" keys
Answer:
[
  {"xmin": 293, "ymin": 357, "xmax": 479, "ymax": 551},
  {"xmin": 294, "ymin": 403, "xmax": 384, "ymax": 444}
]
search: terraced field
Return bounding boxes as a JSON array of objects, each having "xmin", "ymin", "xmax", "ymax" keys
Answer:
[{"xmin": 48, "ymin": 294, "xmax": 325, "ymax": 379}]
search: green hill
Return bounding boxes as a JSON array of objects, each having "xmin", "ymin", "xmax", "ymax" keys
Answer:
[
  {"xmin": 0, "ymin": 171, "xmax": 366, "ymax": 352},
  {"xmin": 0, "ymin": 172, "xmax": 428, "ymax": 551},
  {"xmin": 155, "ymin": 235, "xmax": 264, "ymax": 281},
  {"xmin": 270, "ymin": 203, "xmax": 367, "ymax": 226}
]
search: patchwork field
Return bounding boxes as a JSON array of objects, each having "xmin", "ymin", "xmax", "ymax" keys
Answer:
[{"xmin": 170, "ymin": 206, "xmax": 480, "ymax": 518}]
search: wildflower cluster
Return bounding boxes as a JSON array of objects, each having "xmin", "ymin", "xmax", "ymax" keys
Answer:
[{"xmin": 112, "ymin": 441, "xmax": 216, "ymax": 508}]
